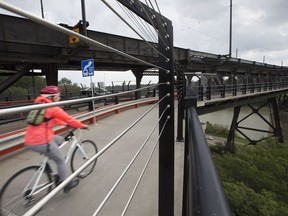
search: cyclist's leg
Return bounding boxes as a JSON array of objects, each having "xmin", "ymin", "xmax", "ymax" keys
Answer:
[
  {"xmin": 46, "ymin": 140, "xmax": 67, "ymax": 181},
  {"xmin": 26, "ymin": 140, "xmax": 67, "ymax": 181},
  {"xmin": 52, "ymin": 135, "xmax": 63, "ymax": 146},
  {"xmin": 48, "ymin": 141, "xmax": 79, "ymax": 193},
  {"xmin": 25, "ymin": 144, "xmax": 48, "ymax": 155}
]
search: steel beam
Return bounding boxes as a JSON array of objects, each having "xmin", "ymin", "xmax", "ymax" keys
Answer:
[
  {"xmin": 269, "ymin": 97, "xmax": 284, "ymax": 142},
  {"xmin": 226, "ymin": 106, "xmax": 241, "ymax": 152},
  {"xmin": 41, "ymin": 63, "xmax": 58, "ymax": 85},
  {"xmin": 0, "ymin": 64, "xmax": 33, "ymax": 93}
]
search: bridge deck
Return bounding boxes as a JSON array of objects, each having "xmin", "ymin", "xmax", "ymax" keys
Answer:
[{"xmin": 0, "ymin": 105, "xmax": 184, "ymax": 216}]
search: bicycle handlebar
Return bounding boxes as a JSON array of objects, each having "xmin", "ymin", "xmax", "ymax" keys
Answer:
[{"xmin": 63, "ymin": 127, "xmax": 88, "ymax": 141}]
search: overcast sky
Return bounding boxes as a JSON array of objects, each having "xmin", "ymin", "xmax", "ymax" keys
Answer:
[{"xmin": 1, "ymin": 0, "xmax": 287, "ymax": 86}]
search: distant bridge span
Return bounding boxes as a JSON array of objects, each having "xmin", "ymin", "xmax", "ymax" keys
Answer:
[
  {"xmin": 1, "ymin": 13, "xmax": 288, "ymax": 91},
  {"xmin": 0, "ymin": 14, "xmax": 186, "ymax": 73}
]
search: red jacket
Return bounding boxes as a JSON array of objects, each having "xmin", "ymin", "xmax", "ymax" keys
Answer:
[{"xmin": 25, "ymin": 96, "xmax": 86, "ymax": 145}]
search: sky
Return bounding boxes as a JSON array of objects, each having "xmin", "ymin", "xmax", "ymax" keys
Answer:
[{"xmin": 0, "ymin": 0, "xmax": 287, "ymax": 87}]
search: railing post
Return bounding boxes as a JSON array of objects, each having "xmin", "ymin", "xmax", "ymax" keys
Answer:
[
  {"xmin": 258, "ymin": 82, "xmax": 262, "ymax": 92},
  {"xmin": 112, "ymin": 81, "xmax": 115, "ymax": 93},
  {"xmin": 122, "ymin": 81, "xmax": 125, "ymax": 92},
  {"xmin": 176, "ymin": 64, "xmax": 185, "ymax": 142},
  {"xmin": 115, "ymin": 96, "xmax": 119, "ymax": 104},
  {"xmin": 233, "ymin": 83, "xmax": 237, "ymax": 96},
  {"xmin": 242, "ymin": 83, "xmax": 246, "ymax": 94},
  {"xmin": 221, "ymin": 85, "xmax": 226, "ymax": 98},
  {"xmin": 269, "ymin": 82, "xmax": 272, "ymax": 90},
  {"xmin": 199, "ymin": 85, "xmax": 203, "ymax": 101},
  {"xmin": 264, "ymin": 82, "xmax": 267, "ymax": 91},
  {"xmin": 251, "ymin": 83, "xmax": 254, "ymax": 93},
  {"xmin": 153, "ymin": 88, "xmax": 156, "ymax": 97},
  {"xmin": 206, "ymin": 85, "xmax": 211, "ymax": 100},
  {"xmin": 158, "ymin": 23, "xmax": 175, "ymax": 216}
]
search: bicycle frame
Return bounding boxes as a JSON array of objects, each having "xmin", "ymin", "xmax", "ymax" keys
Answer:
[
  {"xmin": 0, "ymin": 128, "xmax": 98, "ymax": 216},
  {"xmin": 25, "ymin": 129, "xmax": 85, "ymax": 197},
  {"xmin": 24, "ymin": 157, "xmax": 52, "ymax": 198},
  {"xmin": 62, "ymin": 131, "xmax": 88, "ymax": 163}
]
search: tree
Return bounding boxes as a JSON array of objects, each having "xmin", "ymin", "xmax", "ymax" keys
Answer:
[
  {"xmin": 0, "ymin": 76, "xmax": 80, "ymax": 100},
  {"xmin": 59, "ymin": 78, "xmax": 72, "ymax": 85},
  {"xmin": 212, "ymin": 143, "xmax": 288, "ymax": 215}
]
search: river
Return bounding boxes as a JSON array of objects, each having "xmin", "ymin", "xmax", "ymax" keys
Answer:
[{"xmin": 199, "ymin": 106, "xmax": 272, "ymax": 140}]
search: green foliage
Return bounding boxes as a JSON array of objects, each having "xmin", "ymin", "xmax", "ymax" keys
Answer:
[
  {"xmin": 205, "ymin": 122, "xmax": 248, "ymax": 145},
  {"xmin": 0, "ymin": 76, "xmax": 80, "ymax": 101},
  {"xmin": 209, "ymin": 142, "xmax": 227, "ymax": 155},
  {"xmin": 14, "ymin": 76, "xmax": 46, "ymax": 90},
  {"xmin": 0, "ymin": 76, "xmax": 46, "ymax": 100},
  {"xmin": 223, "ymin": 182, "xmax": 279, "ymax": 216},
  {"xmin": 59, "ymin": 78, "xmax": 72, "ymax": 85},
  {"xmin": 212, "ymin": 143, "xmax": 288, "ymax": 215},
  {"xmin": 206, "ymin": 121, "xmax": 230, "ymax": 137},
  {"xmin": 59, "ymin": 83, "xmax": 81, "ymax": 95}
]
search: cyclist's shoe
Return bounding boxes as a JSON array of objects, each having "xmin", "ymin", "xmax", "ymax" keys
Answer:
[{"xmin": 63, "ymin": 179, "xmax": 80, "ymax": 193}]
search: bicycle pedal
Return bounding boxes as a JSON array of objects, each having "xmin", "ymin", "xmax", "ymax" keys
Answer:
[{"xmin": 25, "ymin": 197, "xmax": 36, "ymax": 206}]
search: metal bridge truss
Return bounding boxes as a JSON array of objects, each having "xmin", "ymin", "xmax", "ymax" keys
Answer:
[
  {"xmin": 226, "ymin": 98, "xmax": 283, "ymax": 150},
  {"xmin": 175, "ymin": 61, "xmax": 288, "ymax": 148}
]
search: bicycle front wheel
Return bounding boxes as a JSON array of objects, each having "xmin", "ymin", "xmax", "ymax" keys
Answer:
[
  {"xmin": 0, "ymin": 166, "xmax": 52, "ymax": 216},
  {"xmin": 71, "ymin": 140, "xmax": 98, "ymax": 178}
]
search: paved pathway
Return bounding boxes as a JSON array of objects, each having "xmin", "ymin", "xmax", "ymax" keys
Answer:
[{"xmin": 0, "ymin": 104, "xmax": 184, "ymax": 216}]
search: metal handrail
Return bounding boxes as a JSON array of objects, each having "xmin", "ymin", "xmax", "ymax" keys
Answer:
[
  {"xmin": 194, "ymin": 81, "xmax": 288, "ymax": 101},
  {"xmin": 183, "ymin": 87, "xmax": 231, "ymax": 216},
  {"xmin": 0, "ymin": 83, "xmax": 164, "ymax": 116},
  {"xmin": 0, "ymin": 97, "xmax": 158, "ymax": 155}
]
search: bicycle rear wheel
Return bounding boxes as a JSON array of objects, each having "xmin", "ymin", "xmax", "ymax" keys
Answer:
[
  {"xmin": 71, "ymin": 140, "xmax": 98, "ymax": 178},
  {"xmin": 0, "ymin": 166, "xmax": 52, "ymax": 216}
]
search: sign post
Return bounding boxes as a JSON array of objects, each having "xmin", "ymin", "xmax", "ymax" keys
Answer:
[{"xmin": 81, "ymin": 59, "xmax": 96, "ymax": 124}]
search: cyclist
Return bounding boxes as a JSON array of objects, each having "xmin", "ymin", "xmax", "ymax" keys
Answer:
[{"xmin": 24, "ymin": 85, "xmax": 88, "ymax": 193}]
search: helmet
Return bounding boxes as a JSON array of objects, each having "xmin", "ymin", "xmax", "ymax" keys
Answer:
[{"xmin": 40, "ymin": 86, "xmax": 61, "ymax": 94}]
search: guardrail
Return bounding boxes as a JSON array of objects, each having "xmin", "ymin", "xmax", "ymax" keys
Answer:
[
  {"xmin": 183, "ymin": 88, "xmax": 231, "ymax": 215},
  {"xmin": 196, "ymin": 81, "xmax": 288, "ymax": 101},
  {"xmin": 0, "ymin": 90, "xmax": 159, "ymax": 157}
]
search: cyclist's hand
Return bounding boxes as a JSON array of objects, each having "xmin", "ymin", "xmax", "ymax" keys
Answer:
[{"xmin": 82, "ymin": 125, "xmax": 89, "ymax": 130}]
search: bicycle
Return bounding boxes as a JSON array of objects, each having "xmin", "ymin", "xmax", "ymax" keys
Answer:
[{"xmin": 0, "ymin": 128, "xmax": 98, "ymax": 216}]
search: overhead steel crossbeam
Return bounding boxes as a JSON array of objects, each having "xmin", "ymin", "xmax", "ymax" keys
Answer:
[
  {"xmin": 0, "ymin": 1, "xmax": 166, "ymax": 71},
  {"xmin": 186, "ymin": 49, "xmax": 288, "ymax": 75}
]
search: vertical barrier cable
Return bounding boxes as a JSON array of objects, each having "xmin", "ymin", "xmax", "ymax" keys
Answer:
[
  {"xmin": 129, "ymin": 0, "xmax": 159, "ymax": 43},
  {"xmin": 93, "ymin": 105, "xmax": 170, "ymax": 216},
  {"xmin": 100, "ymin": 0, "xmax": 168, "ymax": 60},
  {"xmin": 116, "ymin": 0, "xmax": 158, "ymax": 42},
  {"xmin": 135, "ymin": 0, "xmax": 168, "ymax": 49},
  {"xmin": 145, "ymin": 0, "xmax": 171, "ymax": 47}
]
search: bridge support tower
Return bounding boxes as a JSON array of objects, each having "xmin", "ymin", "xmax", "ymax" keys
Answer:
[
  {"xmin": 132, "ymin": 69, "xmax": 144, "ymax": 100},
  {"xmin": 41, "ymin": 63, "xmax": 59, "ymax": 86}
]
